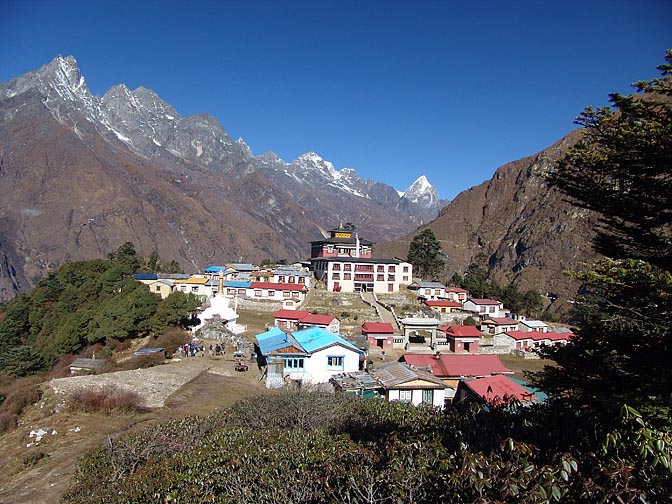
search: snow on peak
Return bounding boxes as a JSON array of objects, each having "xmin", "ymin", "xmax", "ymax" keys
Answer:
[
  {"xmin": 409, "ymin": 175, "xmax": 431, "ymax": 192},
  {"xmin": 296, "ymin": 152, "xmax": 335, "ymax": 172},
  {"xmin": 399, "ymin": 175, "xmax": 443, "ymax": 210}
]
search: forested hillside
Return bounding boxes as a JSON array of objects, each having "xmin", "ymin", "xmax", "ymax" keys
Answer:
[{"xmin": 0, "ymin": 242, "xmax": 199, "ymax": 377}]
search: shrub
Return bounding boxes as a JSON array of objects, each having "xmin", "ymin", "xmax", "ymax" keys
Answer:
[
  {"xmin": 151, "ymin": 327, "xmax": 190, "ymax": 356},
  {"xmin": 220, "ymin": 388, "xmax": 355, "ymax": 432},
  {"xmin": 67, "ymin": 385, "xmax": 144, "ymax": 414},
  {"xmin": 0, "ymin": 375, "xmax": 43, "ymax": 415},
  {"xmin": 0, "ymin": 412, "xmax": 18, "ymax": 434},
  {"xmin": 22, "ymin": 450, "xmax": 49, "ymax": 467},
  {"xmin": 108, "ymin": 339, "xmax": 132, "ymax": 352}
]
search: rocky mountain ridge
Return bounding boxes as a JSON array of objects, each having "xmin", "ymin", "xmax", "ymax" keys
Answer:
[
  {"xmin": 2, "ymin": 56, "xmax": 445, "ymax": 213},
  {"xmin": 0, "ymin": 55, "xmax": 446, "ymax": 301}
]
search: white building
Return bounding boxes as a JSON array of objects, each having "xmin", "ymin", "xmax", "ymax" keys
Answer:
[
  {"xmin": 372, "ymin": 362, "xmax": 447, "ymax": 409},
  {"xmin": 312, "ymin": 257, "xmax": 413, "ymax": 293},
  {"xmin": 256, "ymin": 326, "xmax": 361, "ymax": 387},
  {"xmin": 463, "ymin": 298, "xmax": 505, "ymax": 319},
  {"xmin": 518, "ymin": 319, "xmax": 550, "ymax": 333}
]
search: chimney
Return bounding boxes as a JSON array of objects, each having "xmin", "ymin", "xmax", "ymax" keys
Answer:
[{"xmin": 355, "ymin": 232, "xmax": 360, "ymax": 258}]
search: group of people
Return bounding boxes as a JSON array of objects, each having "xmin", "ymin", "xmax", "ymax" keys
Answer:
[
  {"xmin": 177, "ymin": 340, "xmax": 227, "ymax": 358},
  {"xmin": 209, "ymin": 343, "xmax": 226, "ymax": 357},
  {"xmin": 180, "ymin": 341, "xmax": 205, "ymax": 357}
]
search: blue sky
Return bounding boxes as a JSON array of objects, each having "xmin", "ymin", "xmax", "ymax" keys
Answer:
[{"xmin": 1, "ymin": 0, "xmax": 670, "ymax": 199}]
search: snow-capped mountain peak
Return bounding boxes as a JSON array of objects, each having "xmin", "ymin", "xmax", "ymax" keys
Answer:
[{"xmin": 401, "ymin": 175, "xmax": 447, "ymax": 214}]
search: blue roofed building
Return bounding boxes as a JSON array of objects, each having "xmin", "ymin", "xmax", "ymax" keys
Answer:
[{"xmin": 256, "ymin": 326, "xmax": 361, "ymax": 388}]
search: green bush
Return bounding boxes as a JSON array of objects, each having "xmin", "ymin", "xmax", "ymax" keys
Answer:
[{"xmin": 61, "ymin": 393, "xmax": 672, "ymax": 504}]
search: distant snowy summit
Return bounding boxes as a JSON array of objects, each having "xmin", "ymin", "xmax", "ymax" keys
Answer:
[{"xmin": 399, "ymin": 175, "xmax": 448, "ymax": 214}]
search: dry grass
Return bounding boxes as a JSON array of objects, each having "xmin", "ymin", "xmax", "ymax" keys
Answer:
[
  {"xmin": 0, "ymin": 375, "xmax": 43, "ymax": 433},
  {"xmin": 498, "ymin": 354, "xmax": 556, "ymax": 377},
  {"xmin": 67, "ymin": 385, "xmax": 146, "ymax": 415},
  {"xmin": 235, "ymin": 309, "xmax": 275, "ymax": 335}
]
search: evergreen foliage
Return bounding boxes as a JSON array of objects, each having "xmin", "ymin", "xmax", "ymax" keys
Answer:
[
  {"xmin": 533, "ymin": 51, "xmax": 672, "ymax": 423},
  {"xmin": 61, "ymin": 391, "xmax": 672, "ymax": 503},
  {"xmin": 458, "ymin": 253, "xmax": 544, "ymax": 317},
  {"xmin": 407, "ymin": 229, "xmax": 445, "ymax": 280},
  {"xmin": 0, "ymin": 244, "xmax": 199, "ymax": 377},
  {"xmin": 548, "ymin": 51, "xmax": 672, "ymax": 269}
]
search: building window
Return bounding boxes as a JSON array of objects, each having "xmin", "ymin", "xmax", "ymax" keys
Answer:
[
  {"xmin": 388, "ymin": 275, "xmax": 395, "ymax": 281},
  {"xmin": 327, "ymin": 356, "xmax": 344, "ymax": 369},
  {"xmin": 285, "ymin": 357, "xmax": 305, "ymax": 371},
  {"xmin": 377, "ymin": 265, "xmax": 385, "ymax": 272},
  {"xmin": 283, "ymin": 291, "xmax": 290, "ymax": 298},
  {"xmin": 191, "ymin": 286, "xmax": 199, "ymax": 292},
  {"xmin": 333, "ymin": 263, "xmax": 341, "ymax": 271},
  {"xmin": 422, "ymin": 389, "xmax": 433, "ymax": 405},
  {"xmin": 238, "ymin": 289, "xmax": 246, "ymax": 296},
  {"xmin": 278, "ymin": 276, "xmax": 285, "ymax": 283},
  {"xmin": 180, "ymin": 285, "xmax": 186, "ymax": 292},
  {"xmin": 489, "ymin": 307, "xmax": 496, "ymax": 313},
  {"xmin": 267, "ymin": 290, "xmax": 275, "ymax": 297},
  {"xmin": 344, "ymin": 264, "xmax": 351, "ymax": 271},
  {"xmin": 344, "ymin": 273, "xmax": 351, "ymax": 280},
  {"xmin": 377, "ymin": 274, "xmax": 384, "ymax": 281},
  {"xmin": 398, "ymin": 390, "xmax": 412, "ymax": 402},
  {"xmin": 333, "ymin": 273, "xmax": 340, "ymax": 280},
  {"xmin": 254, "ymin": 289, "xmax": 262, "ymax": 297},
  {"xmin": 327, "ymin": 245, "xmax": 334, "ymax": 253},
  {"xmin": 155, "ymin": 286, "xmax": 161, "ymax": 292},
  {"xmin": 403, "ymin": 266, "xmax": 409, "ymax": 273},
  {"xmin": 403, "ymin": 276, "xmax": 409, "ymax": 282},
  {"xmin": 389, "ymin": 265, "xmax": 396, "ymax": 272}
]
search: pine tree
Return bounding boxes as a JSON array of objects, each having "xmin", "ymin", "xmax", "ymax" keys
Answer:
[
  {"xmin": 532, "ymin": 51, "xmax": 672, "ymax": 422},
  {"xmin": 407, "ymin": 229, "xmax": 445, "ymax": 280}
]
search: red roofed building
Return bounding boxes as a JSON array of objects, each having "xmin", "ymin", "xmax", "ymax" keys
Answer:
[
  {"xmin": 455, "ymin": 374, "xmax": 539, "ymax": 407},
  {"xmin": 298, "ymin": 313, "xmax": 340, "ymax": 333},
  {"xmin": 438, "ymin": 325, "xmax": 482, "ymax": 353},
  {"xmin": 250, "ymin": 282, "xmax": 309, "ymax": 303},
  {"xmin": 424, "ymin": 299, "xmax": 462, "ymax": 314},
  {"xmin": 274, "ymin": 309, "xmax": 340, "ymax": 333},
  {"xmin": 274, "ymin": 309, "xmax": 310, "ymax": 331},
  {"xmin": 361, "ymin": 321, "xmax": 396, "ymax": 350},
  {"xmin": 495, "ymin": 330, "xmax": 574, "ymax": 353},
  {"xmin": 444, "ymin": 287, "xmax": 469, "ymax": 303},
  {"xmin": 402, "ymin": 353, "xmax": 513, "ymax": 400}
]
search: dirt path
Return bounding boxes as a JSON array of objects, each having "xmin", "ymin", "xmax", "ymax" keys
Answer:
[{"xmin": 0, "ymin": 352, "xmax": 267, "ymax": 504}]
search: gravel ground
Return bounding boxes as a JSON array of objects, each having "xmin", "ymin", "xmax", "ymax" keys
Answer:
[{"xmin": 48, "ymin": 358, "xmax": 216, "ymax": 408}]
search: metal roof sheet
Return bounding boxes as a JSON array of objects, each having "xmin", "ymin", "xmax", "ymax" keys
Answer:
[
  {"xmin": 403, "ymin": 354, "xmax": 512, "ymax": 378},
  {"xmin": 293, "ymin": 326, "xmax": 360, "ymax": 354}
]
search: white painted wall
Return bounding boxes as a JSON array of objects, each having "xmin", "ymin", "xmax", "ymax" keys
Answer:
[{"xmin": 294, "ymin": 345, "xmax": 360, "ymax": 384}]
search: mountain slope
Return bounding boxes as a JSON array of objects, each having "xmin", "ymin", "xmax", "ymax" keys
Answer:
[{"xmin": 376, "ymin": 132, "xmax": 600, "ymax": 310}]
